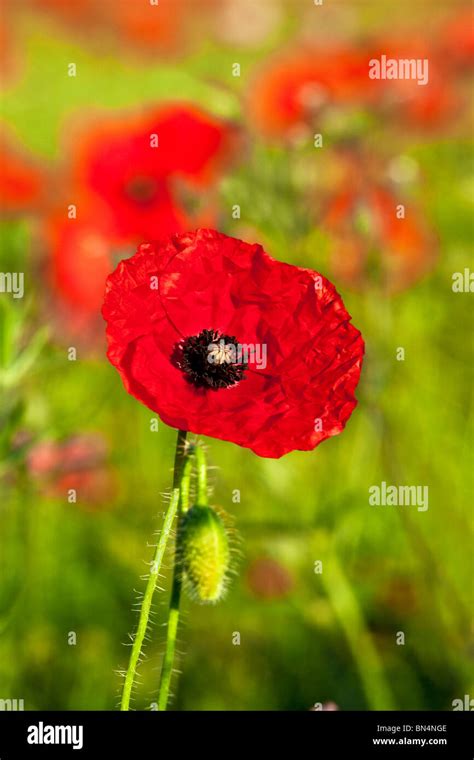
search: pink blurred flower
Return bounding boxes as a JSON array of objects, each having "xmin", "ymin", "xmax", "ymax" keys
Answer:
[
  {"xmin": 27, "ymin": 434, "xmax": 117, "ymax": 508},
  {"xmin": 246, "ymin": 557, "xmax": 294, "ymax": 599}
]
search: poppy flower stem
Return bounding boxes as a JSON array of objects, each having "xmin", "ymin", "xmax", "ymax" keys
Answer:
[
  {"xmin": 157, "ymin": 441, "xmax": 208, "ymax": 710},
  {"xmin": 120, "ymin": 429, "xmax": 188, "ymax": 711},
  {"xmin": 195, "ymin": 443, "xmax": 208, "ymax": 504}
]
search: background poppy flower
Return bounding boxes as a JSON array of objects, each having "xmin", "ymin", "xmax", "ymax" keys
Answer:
[
  {"xmin": 65, "ymin": 105, "xmax": 241, "ymax": 242},
  {"xmin": 45, "ymin": 104, "xmax": 240, "ymax": 326},
  {"xmin": 368, "ymin": 35, "xmax": 460, "ymax": 130},
  {"xmin": 0, "ymin": 132, "xmax": 46, "ymax": 214},
  {"xmin": 247, "ymin": 47, "xmax": 375, "ymax": 137},
  {"xmin": 103, "ymin": 229, "xmax": 364, "ymax": 458},
  {"xmin": 246, "ymin": 556, "xmax": 294, "ymax": 599},
  {"xmin": 27, "ymin": 433, "xmax": 117, "ymax": 507},
  {"xmin": 0, "ymin": 14, "xmax": 15, "ymax": 84},
  {"xmin": 30, "ymin": 0, "xmax": 95, "ymax": 23},
  {"xmin": 27, "ymin": 0, "xmax": 205, "ymax": 58},
  {"xmin": 322, "ymin": 183, "xmax": 436, "ymax": 293},
  {"xmin": 45, "ymin": 200, "xmax": 117, "ymax": 314},
  {"xmin": 248, "ymin": 34, "xmax": 462, "ymax": 138},
  {"xmin": 438, "ymin": 9, "xmax": 474, "ymax": 72},
  {"xmin": 109, "ymin": 0, "xmax": 187, "ymax": 55}
]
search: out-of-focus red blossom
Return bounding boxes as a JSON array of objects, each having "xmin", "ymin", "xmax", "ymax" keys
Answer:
[
  {"xmin": 27, "ymin": 434, "xmax": 117, "ymax": 507},
  {"xmin": 368, "ymin": 36, "xmax": 459, "ymax": 129},
  {"xmin": 27, "ymin": 434, "xmax": 107, "ymax": 475},
  {"xmin": 30, "ymin": 0, "xmax": 95, "ymax": 23},
  {"xmin": 48, "ymin": 105, "xmax": 239, "ymax": 317},
  {"xmin": 438, "ymin": 9, "xmax": 474, "ymax": 71},
  {"xmin": 246, "ymin": 557, "xmax": 294, "ymax": 599},
  {"xmin": 45, "ymin": 199, "xmax": 117, "ymax": 314},
  {"xmin": 109, "ymin": 0, "xmax": 186, "ymax": 53},
  {"xmin": 247, "ymin": 47, "xmax": 376, "ymax": 137},
  {"xmin": 0, "ymin": 132, "xmax": 46, "ymax": 214},
  {"xmin": 310, "ymin": 702, "xmax": 340, "ymax": 711},
  {"xmin": 28, "ymin": 0, "xmax": 212, "ymax": 57},
  {"xmin": 0, "ymin": 15, "xmax": 13, "ymax": 84},
  {"xmin": 66, "ymin": 105, "xmax": 240, "ymax": 243},
  {"xmin": 322, "ymin": 184, "xmax": 436, "ymax": 293},
  {"xmin": 247, "ymin": 32, "xmax": 463, "ymax": 136},
  {"xmin": 102, "ymin": 229, "xmax": 364, "ymax": 458},
  {"xmin": 2, "ymin": 0, "xmax": 194, "ymax": 79}
]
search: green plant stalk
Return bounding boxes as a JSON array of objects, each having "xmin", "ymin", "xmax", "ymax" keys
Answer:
[
  {"xmin": 157, "ymin": 442, "xmax": 208, "ymax": 710},
  {"xmin": 321, "ymin": 550, "xmax": 395, "ymax": 710},
  {"xmin": 120, "ymin": 429, "xmax": 188, "ymax": 711},
  {"xmin": 194, "ymin": 443, "xmax": 208, "ymax": 504}
]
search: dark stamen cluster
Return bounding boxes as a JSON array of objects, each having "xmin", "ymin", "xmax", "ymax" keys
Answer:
[
  {"xmin": 177, "ymin": 329, "xmax": 247, "ymax": 390},
  {"xmin": 124, "ymin": 176, "xmax": 158, "ymax": 204}
]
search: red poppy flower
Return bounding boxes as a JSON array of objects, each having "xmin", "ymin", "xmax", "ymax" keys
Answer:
[
  {"xmin": 323, "ymin": 184, "xmax": 436, "ymax": 293},
  {"xmin": 0, "ymin": 132, "xmax": 45, "ymax": 214},
  {"xmin": 27, "ymin": 433, "xmax": 117, "ymax": 507},
  {"xmin": 248, "ymin": 47, "xmax": 375, "ymax": 137},
  {"xmin": 110, "ymin": 0, "xmax": 186, "ymax": 54},
  {"xmin": 29, "ymin": 0, "xmax": 196, "ymax": 57},
  {"xmin": 46, "ymin": 200, "xmax": 116, "ymax": 313},
  {"xmin": 246, "ymin": 557, "xmax": 293, "ymax": 599},
  {"xmin": 27, "ymin": 433, "xmax": 107, "ymax": 476},
  {"xmin": 248, "ymin": 37, "xmax": 459, "ymax": 137},
  {"xmin": 30, "ymin": 0, "xmax": 95, "ymax": 23},
  {"xmin": 0, "ymin": 14, "xmax": 15, "ymax": 84},
  {"xmin": 438, "ymin": 9, "xmax": 474, "ymax": 72},
  {"xmin": 102, "ymin": 229, "xmax": 364, "ymax": 458},
  {"xmin": 67, "ymin": 104, "xmax": 240, "ymax": 242},
  {"xmin": 367, "ymin": 36, "xmax": 459, "ymax": 129},
  {"xmin": 48, "ymin": 105, "xmax": 238, "ymax": 321}
]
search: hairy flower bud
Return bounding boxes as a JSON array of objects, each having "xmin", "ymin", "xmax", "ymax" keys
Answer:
[{"xmin": 180, "ymin": 505, "xmax": 230, "ymax": 603}]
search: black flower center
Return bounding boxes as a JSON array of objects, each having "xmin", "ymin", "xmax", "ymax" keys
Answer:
[
  {"xmin": 124, "ymin": 175, "xmax": 159, "ymax": 205},
  {"xmin": 177, "ymin": 329, "xmax": 247, "ymax": 390}
]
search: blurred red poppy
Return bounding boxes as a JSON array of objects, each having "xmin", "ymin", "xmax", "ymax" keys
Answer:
[
  {"xmin": 30, "ymin": 0, "xmax": 95, "ymax": 23},
  {"xmin": 47, "ymin": 105, "xmax": 239, "ymax": 318},
  {"xmin": 65, "ymin": 104, "xmax": 240, "ymax": 243},
  {"xmin": 368, "ymin": 35, "xmax": 459, "ymax": 129},
  {"xmin": 45, "ymin": 200, "xmax": 117, "ymax": 314},
  {"xmin": 247, "ymin": 47, "xmax": 375, "ymax": 137},
  {"xmin": 248, "ymin": 35, "xmax": 461, "ymax": 137},
  {"xmin": 0, "ymin": 132, "xmax": 46, "ymax": 214},
  {"xmin": 109, "ymin": 0, "xmax": 186, "ymax": 54},
  {"xmin": 438, "ymin": 9, "xmax": 474, "ymax": 71},
  {"xmin": 0, "ymin": 14, "xmax": 14, "ymax": 84},
  {"xmin": 27, "ymin": 433, "xmax": 117, "ymax": 507},
  {"xmin": 322, "ymin": 181, "xmax": 436, "ymax": 293},
  {"xmin": 28, "ymin": 0, "xmax": 211, "ymax": 57},
  {"xmin": 246, "ymin": 557, "xmax": 293, "ymax": 599}
]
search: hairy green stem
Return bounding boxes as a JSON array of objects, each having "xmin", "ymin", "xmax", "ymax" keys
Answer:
[
  {"xmin": 195, "ymin": 443, "xmax": 208, "ymax": 505},
  {"xmin": 178, "ymin": 448, "xmax": 194, "ymax": 514},
  {"xmin": 157, "ymin": 442, "xmax": 208, "ymax": 710},
  {"xmin": 120, "ymin": 430, "xmax": 188, "ymax": 711}
]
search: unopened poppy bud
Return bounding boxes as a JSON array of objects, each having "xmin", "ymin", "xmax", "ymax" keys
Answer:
[{"xmin": 180, "ymin": 505, "xmax": 230, "ymax": 604}]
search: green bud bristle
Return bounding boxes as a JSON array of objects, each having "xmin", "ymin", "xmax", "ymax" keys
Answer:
[{"xmin": 180, "ymin": 505, "xmax": 230, "ymax": 604}]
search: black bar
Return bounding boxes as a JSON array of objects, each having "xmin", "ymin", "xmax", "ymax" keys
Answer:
[{"xmin": 0, "ymin": 710, "xmax": 472, "ymax": 757}]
